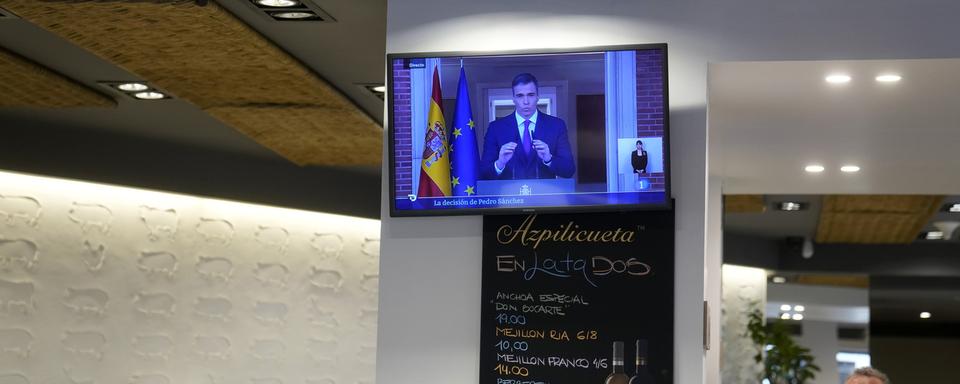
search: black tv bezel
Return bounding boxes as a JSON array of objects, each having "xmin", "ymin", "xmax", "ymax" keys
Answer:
[{"xmin": 387, "ymin": 43, "xmax": 671, "ymax": 217}]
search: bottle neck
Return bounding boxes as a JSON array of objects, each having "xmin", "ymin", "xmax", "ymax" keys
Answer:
[
  {"xmin": 635, "ymin": 357, "xmax": 648, "ymax": 370},
  {"xmin": 612, "ymin": 359, "xmax": 625, "ymax": 373},
  {"xmin": 612, "ymin": 341, "xmax": 626, "ymax": 374}
]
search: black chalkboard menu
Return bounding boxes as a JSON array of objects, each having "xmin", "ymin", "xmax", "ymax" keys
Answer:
[{"xmin": 481, "ymin": 211, "xmax": 674, "ymax": 384}]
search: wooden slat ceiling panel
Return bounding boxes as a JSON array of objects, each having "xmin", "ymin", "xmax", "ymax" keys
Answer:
[
  {"xmin": 206, "ymin": 106, "xmax": 383, "ymax": 165},
  {"xmin": 0, "ymin": 46, "xmax": 114, "ymax": 108},
  {"xmin": 724, "ymin": 195, "xmax": 766, "ymax": 213},
  {"xmin": 795, "ymin": 274, "xmax": 869, "ymax": 289},
  {"xmin": 815, "ymin": 195, "xmax": 944, "ymax": 244},
  {"xmin": 0, "ymin": 0, "xmax": 382, "ymax": 166}
]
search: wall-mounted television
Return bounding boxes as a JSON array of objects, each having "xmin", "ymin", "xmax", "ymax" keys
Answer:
[{"xmin": 388, "ymin": 44, "xmax": 670, "ymax": 216}]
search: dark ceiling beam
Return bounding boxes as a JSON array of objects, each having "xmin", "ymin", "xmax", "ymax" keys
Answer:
[
  {"xmin": 722, "ymin": 232, "xmax": 780, "ymax": 270},
  {"xmin": 0, "ymin": 119, "xmax": 381, "ymax": 219},
  {"xmin": 724, "ymin": 233, "xmax": 960, "ymax": 277},
  {"xmin": 870, "ymin": 275, "xmax": 960, "ymax": 290},
  {"xmin": 871, "ymin": 322, "xmax": 960, "ymax": 338},
  {"xmin": 779, "ymin": 242, "xmax": 960, "ymax": 277}
]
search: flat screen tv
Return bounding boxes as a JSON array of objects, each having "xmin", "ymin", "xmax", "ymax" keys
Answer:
[{"xmin": 388, "ymin": 44, "xmax": 670, "ymax": 216}]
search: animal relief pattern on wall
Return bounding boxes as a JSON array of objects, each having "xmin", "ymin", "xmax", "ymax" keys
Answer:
[{"xmin": 0, "ymin": 177, "xmax": 379, "ymax": 384}]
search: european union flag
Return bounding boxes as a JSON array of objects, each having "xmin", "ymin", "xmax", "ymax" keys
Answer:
[{"xmin": 449, "ymin": 67, "xmax": 480, "ymax": 196}]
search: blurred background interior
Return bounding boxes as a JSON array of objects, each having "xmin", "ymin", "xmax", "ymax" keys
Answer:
[{"xmin": 721, "ymin": 195, "xmax": 960, "ymax": 384}]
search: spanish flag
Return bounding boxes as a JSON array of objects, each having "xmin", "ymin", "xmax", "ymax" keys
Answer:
[{"xmin": 417, "ymin": 67, "xmax": 451, "ymax": 197}]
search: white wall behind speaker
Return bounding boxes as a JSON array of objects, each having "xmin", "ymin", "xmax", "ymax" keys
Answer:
[{"xmin": 0, "ymin": 170, "xmax": 379, "ymax": 384}]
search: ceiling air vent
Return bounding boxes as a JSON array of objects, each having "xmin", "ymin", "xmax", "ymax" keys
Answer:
[{"xmin": 248, "ymin": 0, "xmax": 335, "ymax": 22}]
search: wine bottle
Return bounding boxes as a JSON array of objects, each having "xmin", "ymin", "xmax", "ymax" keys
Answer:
[
  {"xmin": 628, "ymin": 339, "xmax": 655, "ymax": 384},
  {"xmin": 605, "ymin": 341, "xmax": 630, "ymax": 384}
]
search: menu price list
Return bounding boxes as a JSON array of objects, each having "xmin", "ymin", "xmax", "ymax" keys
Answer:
[
  {"xmin": 491, "ymin": 292, "xmax": 599, "ymax": 384},
  {"xmin": 481, "ymin": 212, "xmax": 675, "ymax": 384}
]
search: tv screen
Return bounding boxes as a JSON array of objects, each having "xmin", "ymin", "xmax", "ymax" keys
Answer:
[{"xmin": 388, "ymin": 44, "xmax": 669, "ymax": 216}]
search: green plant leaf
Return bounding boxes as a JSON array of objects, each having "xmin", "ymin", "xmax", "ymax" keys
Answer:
[{"xmin": 745, "ymin": 306, "xmax": 819, "ymax": 384}]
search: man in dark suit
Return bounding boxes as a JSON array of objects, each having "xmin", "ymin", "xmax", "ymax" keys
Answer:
[{"xmin": 479, "ymin": 73, "xmax": 575, "ymax": 180}]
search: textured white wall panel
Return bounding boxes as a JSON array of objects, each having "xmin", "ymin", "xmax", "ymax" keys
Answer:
[
  {"xmin": 720, "ymin": 265, "xmax": 766, "ymax": 383},
  {"xmin": 0, "ymin": 171, "xmax": 379, "ymax": 384}
]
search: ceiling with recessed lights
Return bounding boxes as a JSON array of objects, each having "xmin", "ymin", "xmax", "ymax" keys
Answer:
[
  {"xmin": 710, "ymin": 58, "xmax": 960, "ymax": 195},
  {"xmin": 815, "ymin": 195, "xmax": 943, "ymax": 244},
  {"xmin": 0, "ymin": 0, "xmax": 386, "ymax": 217},
  {"xmin": 0, "ymin": 0, "xmax": 381, "ymax": 166},
  {"xmin": 725, "ymin": 194, "xmax": 960, "ymax": 329},
  {"xmin": 767, "ymin": 282, "xmax": 869, "ymax": 325},
  {"xmin": 725, "ymin": 194, "xmax": 960, "ymax": 242}
]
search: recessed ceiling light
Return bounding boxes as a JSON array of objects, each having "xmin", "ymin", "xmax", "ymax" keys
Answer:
[
  {"xmin": 840, "ymin": 165, "xmax": 860, "ymax": 173},
  {"xmin": 133, "ymin": 91, "xmax": 166, "ymax": 100},
  {"xmin": 360, "ymin": 84, "xmax": 385, "ymax": 100},
  {"xmin": 791, "ymin": 313, "xmax": 804, "ymax": 321},
  {"xmin": 777, "ymin": 202, "xmax": 807, "ymax": 212},
  {"xmin": 772, "ymin": 276, "xmax": 787, "ymax": 284},
  {"xmin": 781, "ymin": 202, "xmax": 802, "ymax": 211},
  {"xmin": 794, "ymin": 305, "xmax": 805, "ymax": 312},
  {"xmin": 270, "ymin": 11, "xmax": 319, "ymax": 20},
  {"xmin": 875, "ymin": 74, "xmax": 902, "ymax": 83},
  {"xmin": 920, "ymin": 311, "xmax": 931, "ymax": 319},
  {"xmin": 780, "ymin": 313, "xmax": 791, "ymax": 320},
  {"xmin": 780, "ymin": 304, "xmax": 792, "ymax": 311},
  {"xmin": 805, "ymin": 165, "xmax": 825, "ymax": 173},
  {"xmin": 116, "ymin": 82, "xmax": 149, "ymax": 92},
  {"xmin": 257, "ymin": 0, "xmax": 299, "ymax": 6},
  {"xmin": 925, "ymin": 231, "xmax": 945, "ymax": 240},
  {"xmin": 826, "ymin": 74, "xmax": 852, "ymax": 84},
  {"xmin": 252, "ymin": 0, "xmax": 332, "ymax": 22}
]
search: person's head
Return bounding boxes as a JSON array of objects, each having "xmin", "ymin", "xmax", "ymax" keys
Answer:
[
  {"xmin": 845, "ymin": 367, "xmax": 890, "ymax": 384},
  {"xmin": 511, "ymin": 73, "xmax": 539, "ymax": 119},
  {"xmin": 636, "ymin": 140, "xmax": 644, "ymax": 150}
]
